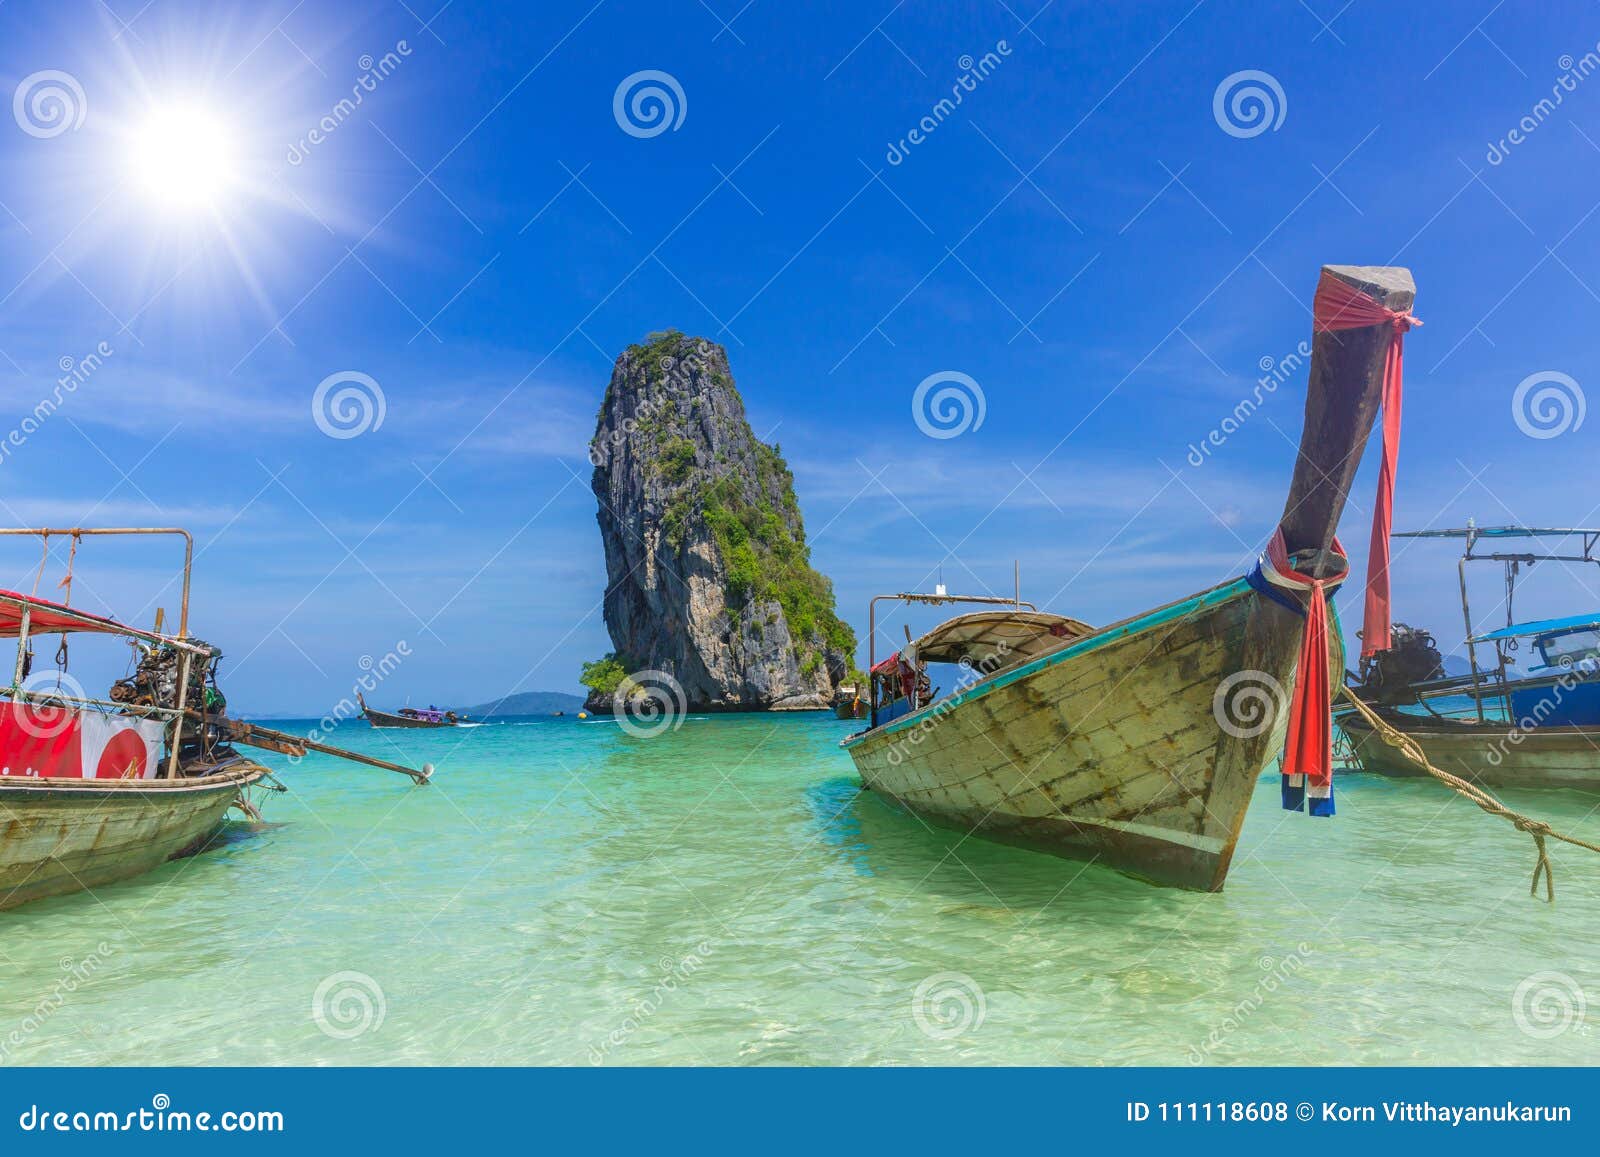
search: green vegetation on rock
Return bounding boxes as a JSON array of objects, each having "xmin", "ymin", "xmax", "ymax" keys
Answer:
[{"xmin": 579, "ymin": 654, "xmax": 628, "ymax": 696}]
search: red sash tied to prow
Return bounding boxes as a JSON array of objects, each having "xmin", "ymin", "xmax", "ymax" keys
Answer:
[
  {"xmin": 1260, "ymin": 529, "xmax": 1349, "ymax": 816},
  {"xmin": 1311, "ymin": 271, "xmax": 1420, "ymax": 659}
]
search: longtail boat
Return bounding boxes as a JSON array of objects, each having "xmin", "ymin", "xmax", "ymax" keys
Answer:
[
  {"xmin": 0, "ymin": 528, "xmax": 429, "ymax": 912},
  {"xmin": 842, "ymin": 264, "xmax": 1418, "ymax": 891},
  {"xmin": 357, "ymin": 692, "xmax": 467, "ymax": 728},
  {"xmin": 1338, "ymin": 524, "xmax": 1600, "ymax": 791}
]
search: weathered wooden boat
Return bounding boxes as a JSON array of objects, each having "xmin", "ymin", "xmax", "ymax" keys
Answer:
[
  {"xmin": 357, "ymin": 692, "xmax": 466, "ymax": 728},
  {"xmin": 842, "ymin": 264, "xmax": 1418, "ymax": 890},
  {"xmin": 1337, "ymin": 525, "xmax": 1600, "ymax": 790},
  {"xmin": 1, "ymin": 527, "xmax": 429, "ymax": 912},
  {"xmin": 833, "ymin": 684, "xmax": 868, "ymax": 720},
  {"xmin": 1338, "ymin": 709, "xmax": 1600, "ymax": 792}
]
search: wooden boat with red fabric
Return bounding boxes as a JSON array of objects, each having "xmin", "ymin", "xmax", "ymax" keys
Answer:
[
  {"xmin": 841, "ymin": 265, "xmax": 1418, "ymax": 891},
  {"xmin": 0, "ymin": 528, "xmax": 430, "ymax": 912}
]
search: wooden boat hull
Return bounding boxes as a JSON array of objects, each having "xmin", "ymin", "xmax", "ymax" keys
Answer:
[
  {"xmin": 1339, "ymin": 710, "xmax": 1600, "ymax": 792},
  {"xmin": 0, "ymin": 762, "xmax": 266, "ymax": 911},
  {"xmin": 834, "ymin": 699, "xmax": 868, "ymax": 720},
  {"xmin": 843, "ymin": 578, "xmax": 1335, "ymax": 891}
]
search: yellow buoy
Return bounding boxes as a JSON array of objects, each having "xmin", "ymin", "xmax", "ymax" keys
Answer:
[{"xmin": 577, "ymin": 711, "xmax": 588, "ymax": 719}]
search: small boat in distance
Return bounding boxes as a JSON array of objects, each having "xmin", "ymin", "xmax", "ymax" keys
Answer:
[
  {"xmin": 841, "ymin": 264, "xmax": 1418, "ymax": 891},
  {"xmin": 832, "ymin": 684, "xmax": 867, "ymax": 720},
  {"xmin": 358, "ymin": 692, "xmax": 468, "ymax": 728}
]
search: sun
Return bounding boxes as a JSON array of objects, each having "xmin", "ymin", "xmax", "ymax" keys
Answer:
[{"xmin": 128, "ymin": 102, "xmax": 237, "ymax": 212}]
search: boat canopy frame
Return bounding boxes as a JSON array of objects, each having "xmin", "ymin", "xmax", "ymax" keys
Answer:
[{"xmin": 1393, "ymin": 522, "xmax": 1600, "ymax": 721}]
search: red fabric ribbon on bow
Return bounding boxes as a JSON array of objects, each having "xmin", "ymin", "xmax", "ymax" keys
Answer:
[
  {"xmin": 1262, "ymin": 529, "xmax": 1349, "ymax": 795},
  {"xmin": 1312, "ymin": 272, "xmax": 1420, "ymax": 658}
]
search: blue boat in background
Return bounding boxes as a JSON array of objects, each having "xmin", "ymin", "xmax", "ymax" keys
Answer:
[
  {"xmin": 1338, "ymin": 523, "xmax": 1600, "ymax": 791},
  {"xmin": 1469, "ymin": 613, "xmax": 1600, "ymax": 727}
]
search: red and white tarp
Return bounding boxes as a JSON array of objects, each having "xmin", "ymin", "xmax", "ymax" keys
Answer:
[{"xmin": 0, "ymin": 702, "xmax": 164, "ymax": 780}]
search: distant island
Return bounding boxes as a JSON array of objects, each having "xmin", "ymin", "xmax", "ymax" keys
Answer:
[{"xmin": 456, "ymin": 691, "xmax": 588, "ymax": 716}]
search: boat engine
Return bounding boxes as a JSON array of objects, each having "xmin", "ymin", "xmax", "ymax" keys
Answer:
[
  {"xmin": 110, "ymin": 640, "xmax": 230, "ymax": 760},
  {"xmin": 1353, "ymin": 622, "xmax": 1444, "ymax": 705}
]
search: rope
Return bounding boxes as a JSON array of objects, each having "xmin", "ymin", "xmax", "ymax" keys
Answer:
[{"xmin": 1339, "ymin": 685, "xmax": 1600, "ymax": 901}]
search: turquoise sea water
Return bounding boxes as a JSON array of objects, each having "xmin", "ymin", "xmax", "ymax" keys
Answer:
[{"xmin": 2, "ymin": 712, "xmax": 1597, "ymax": 1066}]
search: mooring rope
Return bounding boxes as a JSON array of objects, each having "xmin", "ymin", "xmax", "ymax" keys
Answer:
[{"xmin": 1338, "ymin": 685, "xmax": 1600, "ymax": 901}]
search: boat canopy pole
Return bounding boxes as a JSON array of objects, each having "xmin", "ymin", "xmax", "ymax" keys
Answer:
[
  {"xmin": 866, "ymin": 591, "xmax": 1035, "ymax": 729},
  {"xmin": 0, "ymin": 528, "xmax": 195, "ymax": 637}
]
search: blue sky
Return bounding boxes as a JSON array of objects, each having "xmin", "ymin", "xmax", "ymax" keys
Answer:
[{"xmin": 2, "ymin": 0, "xmax": 1599, "ymax": 713}]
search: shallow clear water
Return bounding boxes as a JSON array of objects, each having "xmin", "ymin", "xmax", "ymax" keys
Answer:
[{"xmin": 2, "ymin": 712, "xmax": 1597, "ymax": 1066}]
